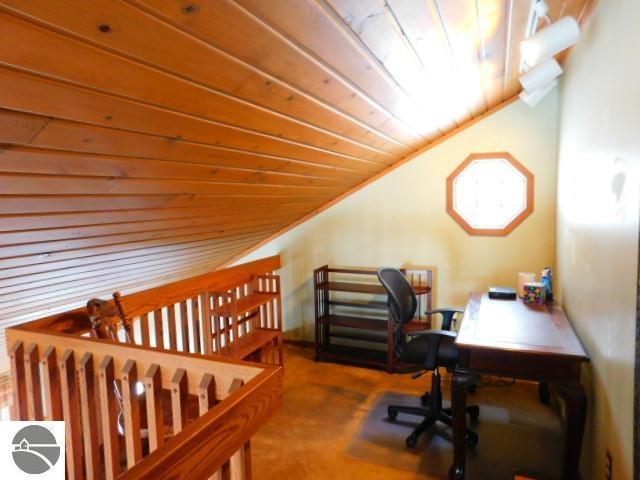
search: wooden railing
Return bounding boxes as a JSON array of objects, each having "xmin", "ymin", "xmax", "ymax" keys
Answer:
[
  {"xmin": 87, "ymin": 257, "xmax": 283, "ymax": 366},
  {"xmin": 20, "ymin": 256, "xmax": 283, "ymax": 364},
  {"xmin": 6, "ymin": 256, "xmax": 284, "ymax": 480}
]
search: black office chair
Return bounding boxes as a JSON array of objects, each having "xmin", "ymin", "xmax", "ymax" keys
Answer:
[{"xmin": 377, "ymin": 267, "xmax": 479, "ymax": 448}]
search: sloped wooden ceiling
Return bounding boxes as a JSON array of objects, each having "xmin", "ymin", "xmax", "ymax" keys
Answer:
[{"xmin": 0, "ymin": 0, "xmax": 590, "ymax": 332}]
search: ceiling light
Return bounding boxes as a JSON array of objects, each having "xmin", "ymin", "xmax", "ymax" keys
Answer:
[
  {"xmin": 519, "ymin": 79, "xmax": 558, "ymax": 107},
  {"xmin": 521, "ymin": 16, "xmax": 580, "ymax": 67},
  {"xmin": 519, "ymin": 58, "xmax": 562, "ymax": 93}
]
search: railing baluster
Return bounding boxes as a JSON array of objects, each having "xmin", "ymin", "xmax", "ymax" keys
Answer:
[
  {"xmin": 199, "ymin": 373, "xmax": 221, "ymax": 480},
  {"xmin": 42, "ymin": 346, "xmax": 62, "ymax": 420},
  {"xmin": 141, "ymin": 314, "xmax": 150, "ymax": 347},
  {"xmin": 60, "ymin": 349, "xmax": 84, "ymax": 480},
  {"xmin": 25, "ymin": 343, "xmax": 43, "ymax": 420},
  {"xmin": 201, "ymin": 292, "xmax": 213, "ymax": 355},
  {"xmin": 192, "ymin": 298, "xmax": 202, "ymax": 354},
  {"xmin": 171, "ymin": 368, "xmax": 188, "ymax": 433},
  {"xmin": 267, "ymin": 293, "xmax": 275, "ymax": 330},
  {"xmin": 145, "ymin": 364, "xmax": 165, "ymax": 452},
  {"xmin": 99, "ymin": 356, "xmax": 120, "ymax": 480},
  {"xmin": 78, "ymin": 353, "xmax": 100, "ymax": 479},
  {"xmin": 243, "ymin": 442, "xmax": 253, "ymax": 480},
  {"xmin": 275, "ymin": 276, "xmax": 283, "ymax": 331},
  {"xmin": 121, "ymin": 359, "xmax": 142, "ymax": 468},
  {"xmin": 211, "ymin": 296, "xmax": 220, "ymax": 354},
  {"xmin": 9, "ymin": 341, "xmax": 28, "ymax": 420},
  {"xmin": 154, "ymin": 308, "xmax": 164, "ymax": 349},
  {"xmin": 179, "ymin": 301, "xmax": 190, "ymax": 352},
  {"xmin": 167, "ymin": 304, "xmax": 177, "ymax": 351},
  {"xmin": 228, "ymin": 378, "xmax": 246, "ymax": 480},
  {"xmin": 221, "ymin": 461, "xmax": 232, "ymax": 480},
  {"xmin": 198, "ymin": 373, "xmax": 216, "ymax": 413}
]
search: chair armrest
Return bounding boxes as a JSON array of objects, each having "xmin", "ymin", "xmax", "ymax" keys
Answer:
[
  {"xmin": 425, "ymin": 308, "xmax": 465, "ymax": 331},
  {"xmin": 408, "ymin": 329, "xmax": 457, "ymax": 338},
  {"xmin": 425, "ymin": 308, "xmax": 465, "ymax": 315}
]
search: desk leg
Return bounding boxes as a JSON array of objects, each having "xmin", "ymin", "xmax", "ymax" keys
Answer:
[
  {"xmin": 448, "ymin": 371, "xmax": 474, "ymax": 480},
  {"xmin": 556, "ymin": 382, "xmax": 587, "ymax": 480}
]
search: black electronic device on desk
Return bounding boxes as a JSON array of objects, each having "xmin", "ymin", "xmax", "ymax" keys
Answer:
[{"xmin": 488, "ymin": 286, "xmax": 517, "ymax": 300}]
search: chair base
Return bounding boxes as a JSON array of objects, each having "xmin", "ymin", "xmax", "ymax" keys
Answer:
[{"xmin": 388, "ymin": 404, "xmax": 479, "ymax": 448}]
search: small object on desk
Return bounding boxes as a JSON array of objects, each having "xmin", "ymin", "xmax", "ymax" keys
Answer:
[
  {"xmin": 541, "ymin": 267, "xmax": 554, "ymax": 301},
  {"xmin": 523, "ymin": 282, "xmax": 546, "ymax": 306},
  {"xmin": 488, "ymin": 286, "xmax": 517, "ymax": 300},
  {"xmin": 517, "ymin": 272, "xmax": 536, "ymax": 297}
]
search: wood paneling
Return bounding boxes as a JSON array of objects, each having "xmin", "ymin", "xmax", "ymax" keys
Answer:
[{"xmin": 0, "ymin": 0, "xmax": 589, "ymax": 355}]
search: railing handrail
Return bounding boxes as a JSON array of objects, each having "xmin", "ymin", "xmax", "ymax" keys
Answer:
[
  {"xmin": 16, "ymin": 255, "xmax": 281, "ymax": 335},
  {"xmin": 119, "ymin": 255, "xmax": 281, "ymax": 319}
]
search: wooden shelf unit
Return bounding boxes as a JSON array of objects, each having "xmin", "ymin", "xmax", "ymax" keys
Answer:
[
  {"xmin": 212, "ymin": 274, "xmax": 283, "ymax": 366},
  {"xmin": 313, "ymin": 266, "xmax": 432, "ymax": 373}
]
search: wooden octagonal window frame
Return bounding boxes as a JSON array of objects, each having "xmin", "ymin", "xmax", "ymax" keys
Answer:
[{"xmin": 446, "ymin": 152, "xmax": 534, "ymax": 236}]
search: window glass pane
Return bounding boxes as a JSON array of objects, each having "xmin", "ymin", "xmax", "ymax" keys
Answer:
[{"xmin": 451, "ymin": 156, "xmax": 529, "ymax": 231}]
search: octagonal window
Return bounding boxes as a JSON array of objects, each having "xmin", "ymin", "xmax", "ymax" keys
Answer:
[{"xmin": 446, "ymin": 153, "xmax": 534, "ymax": 236}]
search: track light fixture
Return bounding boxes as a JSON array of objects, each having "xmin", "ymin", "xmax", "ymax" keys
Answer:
[
  {"xmin": 519, "ymin": 80, "xmax": 558, "ymax": 107},
  {"xmin": 521, "ymin": 16, "xmax": 580, "ymax": 68},
  {"xmin": 518, "ymin": 7, "xmax": 581, "ymax": 108},
  {"xmin": 519, "ymin": 58, "xmax": 563, "ymax": 93}
]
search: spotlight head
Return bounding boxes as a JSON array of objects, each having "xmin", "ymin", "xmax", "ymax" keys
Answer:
[
  {"xmin": 519, "ymin": 79, "xmax": 558, "ymax": 107},
  {"xmin": 521, "ymin": 16, "xmax": 580, "ymax": 67},
  {"xmin": 519, "ymin": 58, "xmax": 563, "ymax": 93}
]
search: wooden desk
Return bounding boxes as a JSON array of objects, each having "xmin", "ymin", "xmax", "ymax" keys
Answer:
[{"xmin": 449, "ymin": 293, "xmax": 589, "ymax": 480}]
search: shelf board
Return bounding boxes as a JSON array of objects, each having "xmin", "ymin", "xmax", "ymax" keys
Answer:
[
  {"xmin": 219, "ymin": 328, "xmax": 280, "ymax": 359},
  {"xmin": 217, "ymin": 291, "xmax": 277, "ymax": 316},
  {"xmin": 317, "ymin": 344, "xmax": 388, "ymax": 369},
  {"xmin": 329, "ymin": 330, "xmax": 388, "ymax": 343},
  {"xmin": 317, "ymin": 281, "xmax": 385, "ymax": 294},
  {"xmin": 317, "ymin": 344, "xmax": 423, "ymax": 372},
  {"xmin": 318, "ymin": 313, "xmax": 388, "ymax": 331},
  {"xmin": 328, "ymin": 299, "xmax": 388, "ymax": 310},
  {"xmin": 324, "ymin": 319, "xmax": 429, "ymax": 336},
  {"xmin": 317, "ymin": 281, "xmax": 430, "ymax": 295}
]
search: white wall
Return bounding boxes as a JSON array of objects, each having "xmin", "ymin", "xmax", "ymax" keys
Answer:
[
  {"xmin": 556, "ymin": 1, "xmax": 640, "ymax": 478},
  {"xmin": 237, "ymin": 93, "xmax": 559, "ymax": 340}
]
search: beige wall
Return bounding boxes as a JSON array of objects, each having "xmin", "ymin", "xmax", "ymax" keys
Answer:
[
  {"xmin": 556, "ymin": 1, "xmax": 640, "ymax": 478},
  {"xmin": 237, "ymin": 92, "xmax": 559, "ymax": 340}
]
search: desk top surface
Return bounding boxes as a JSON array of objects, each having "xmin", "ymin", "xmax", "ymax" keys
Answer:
[{"xmin": 455, "ymin": 293, "xmax": 589, "ymax": 360}]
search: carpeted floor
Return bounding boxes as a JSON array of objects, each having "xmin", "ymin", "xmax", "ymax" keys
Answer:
[{"xmin": 252, "ymin": 345, "xmax": 563, "ymax": 479}]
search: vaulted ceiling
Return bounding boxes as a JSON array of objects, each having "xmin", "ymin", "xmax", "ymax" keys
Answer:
[{"xmin": 0, "ymin": 0, "xmax": 591, "ymax": 329}]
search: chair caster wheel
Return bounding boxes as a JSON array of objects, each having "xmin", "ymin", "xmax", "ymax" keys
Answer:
[
  {"xmin": 388, "ymin": 409, "xmax": 398, "ymax": 421},
  {"xmin": 465, "ymin": 431, "xmax": 478, "ymax": 449},
  {"xmin": 406, "ymin": 434, "xmax": 418, "ymax": 448},
  {"xmin": 467, "ymin": 406, "xmax": 480, "ymax": 422}
]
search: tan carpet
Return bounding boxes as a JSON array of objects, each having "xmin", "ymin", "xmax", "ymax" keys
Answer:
[{"xmin": 252, "ymin": 345, "xmax": 564, "ymax": 479}]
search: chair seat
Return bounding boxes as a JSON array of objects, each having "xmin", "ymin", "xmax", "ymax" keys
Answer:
[{"xmin": 400, "ymin": 334, "xmax": 458, "ymax": 367}]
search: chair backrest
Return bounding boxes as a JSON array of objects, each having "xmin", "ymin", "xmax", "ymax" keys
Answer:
[{"xmin": 377, "ymin": 267, "xmax": 417, "ymax": 356}]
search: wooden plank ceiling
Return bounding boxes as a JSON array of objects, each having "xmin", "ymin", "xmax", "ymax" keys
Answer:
[{"xmin": 0, "ymin": 0, "xmax": 590, "ymax": 333}]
